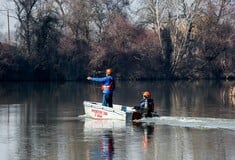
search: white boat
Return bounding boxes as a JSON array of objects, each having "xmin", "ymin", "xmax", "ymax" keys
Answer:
[{"xmin": 83, "ymin": 101, "xmax": 135, "ymax": 121}]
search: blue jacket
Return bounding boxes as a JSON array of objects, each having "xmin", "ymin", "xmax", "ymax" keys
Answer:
[{"xmin": 91, "ymin": 76, "xmax": 115, "ymax": 94}]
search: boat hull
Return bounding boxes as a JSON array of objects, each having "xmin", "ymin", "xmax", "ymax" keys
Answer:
[
  {"xmin": 84, "ymin": 101, "xmax": 134, "ymax": 121},
  {"xmin": 83, "ymin": 101, "xmax": 159, "ymax": 121}
]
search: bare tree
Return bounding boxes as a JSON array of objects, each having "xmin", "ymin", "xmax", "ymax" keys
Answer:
[
  {"xmin": 44, "ymin": 0, "xmax": 69, "ymax": 29},
  {"xmin": 169, "ymin": 0, "xmax": 202, "ymax": 75},
  {"xmin": 89, "ymin": 0, "xmax": 131, "ymax": 42},
  {"xmin": 193, "ymin": 0, "xmax": 235, "ymax": 78},
  {"xmin": 13, "ymin": 0, "xmax": 38, "ymax": 55},
  {"xmin": 133, "ymin": 0, "xmax": 203, "ymax": 78}
]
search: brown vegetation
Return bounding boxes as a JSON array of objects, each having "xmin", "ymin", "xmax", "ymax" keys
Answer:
[{"xmin": 0, "ymin": 0, "xmax": 235, "ymax": 81}]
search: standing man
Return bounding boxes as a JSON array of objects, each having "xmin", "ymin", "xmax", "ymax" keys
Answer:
[{"xmin": 87, "ymin": 68, "xmax": 115, "ymax": 107}]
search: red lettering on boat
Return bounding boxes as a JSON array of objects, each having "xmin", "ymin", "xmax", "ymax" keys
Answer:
[
  {"xmin": 91, "ymin": 109, "xmax": 108, "ymax": 118},
  {"xmin": 91, "ymin": 109, "xmax": 103, "ymax": 118}
]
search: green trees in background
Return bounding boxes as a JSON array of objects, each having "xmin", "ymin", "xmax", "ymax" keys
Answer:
[{"xmin": 0, "ymin": 0, "xmax": 234, "ymax": 81}]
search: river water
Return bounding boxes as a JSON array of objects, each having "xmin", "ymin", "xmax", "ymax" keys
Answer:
[{"xmin": 0, "ymin": 81, "xmax": 234, "ymax": 160}]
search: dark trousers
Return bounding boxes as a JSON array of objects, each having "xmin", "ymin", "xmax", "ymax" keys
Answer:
[{"xmin": 102, "ymin": 93, "xmax": 113, "ymax": 107}]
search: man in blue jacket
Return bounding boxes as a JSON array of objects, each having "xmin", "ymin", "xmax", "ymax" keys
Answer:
[{"xmin": 87, "ymin": 68, "xmax": 115, "ymax": 107}]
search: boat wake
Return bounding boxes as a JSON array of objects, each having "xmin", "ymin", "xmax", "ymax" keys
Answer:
[
  {"xmin": 134, "ymin": 116, "xmax": 235, "ymax": 130},
  {"xmin": 57, "ymin": 115, "xmax": 235, "ymax": 130}
]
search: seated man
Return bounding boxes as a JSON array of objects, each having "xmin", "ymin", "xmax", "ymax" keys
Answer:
[{"xmin": 133, "ymin": 91, "xmax": 159, "ymax": 118}]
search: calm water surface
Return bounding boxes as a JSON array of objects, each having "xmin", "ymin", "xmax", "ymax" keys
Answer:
[{"xmin": 0, "ymin": 81, "xmax": 235, "ymax": 160}]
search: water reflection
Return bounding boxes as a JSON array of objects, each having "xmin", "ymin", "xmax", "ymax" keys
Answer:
[
  {"xmin": 127, "ymin": 123, "xmax": 156, "ymax": 160},
  {"xmin": 100, "ymin": 130, "xmax": 114, "ymax": 160},
  {"xmin": 133, "ymin": 123, "xmax": 154, "ymax": 148},
  {"xmin": 87, "ymin": 130, "xmax": 114, "ymax": 160},
  {"xmin": 156, "ymin": 126, "xmax": 235, "ymax": 160},
  {"xmin": 0, "ymin": 81, "xmax": 235, "ymax": 160},
  {"xmin": 229, "ymin": 86, "xmax": 235, "ymax": 105},
  {"xmin": 143, "ymin": 125, "xmax": 154, "ymax": 148},
  {"xmin": 83, "ymin": 119, "xmax": 125, "ymax": 160}
]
